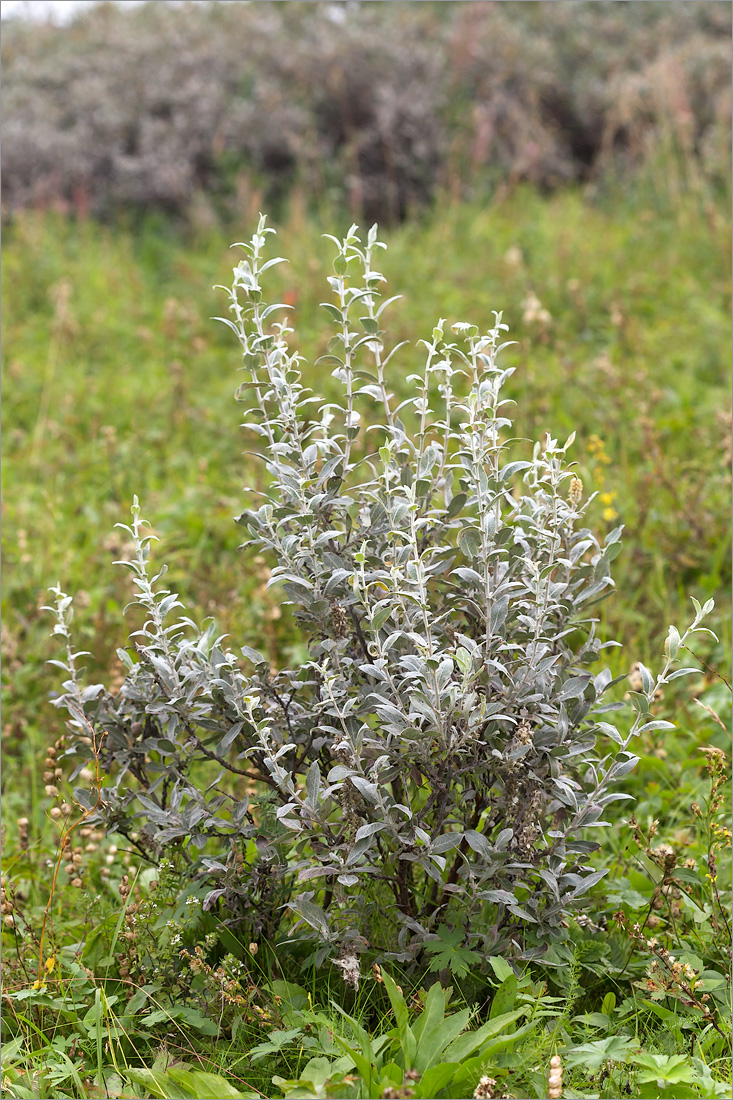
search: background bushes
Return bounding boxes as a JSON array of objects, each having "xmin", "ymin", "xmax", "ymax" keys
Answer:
[{"xmin": 1, "ymin": 0, "xmax": 730, "ymax": 223}]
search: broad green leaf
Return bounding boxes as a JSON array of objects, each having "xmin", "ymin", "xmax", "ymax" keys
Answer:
[
  {"xmin": 489, "ymin": 974, "xmax": 517, "ymax": 1019},
  {"xmin": 125, "ymin": 1066, "xmax": 258, "ymax": 1099},
  {"xmin": 564, "ymin": 1036, "xmax": 638, "ymax": 1072},
  {"xmin": 169, "ymin": 1067, "xmax": 259, "ymax": 1099},
  {"xmin": 412, "ymin": 979, "xmax": 445, "ymax": 1045},
  {"xmin": 488, "ymin": 956, "xmax": 514, "ymax": 983},
  {"xmin": 424, "ymin": 926, "xmax": 482, "ymax": 979},
  {"xmin": 573, "ymin": 1011, "xmax": 611, "ymax": 1030},
  {"xmin": 416, "ymin": 1009, "xmax": 471, "ymax": 1073},
  {"xmin": 414, "ymin": 1061, "xmax": 460, "ymax": 1099},
  {"xmin": 382, "ymin": 969, "xmax": 411, "ymax": 1051},
  {"xmin": 633, "ymin": 1053, "xmax": 695, "ymax": 1086},
  {"xmin": 269, "ymin": 980, "xmax": 309, "ymax": 1012},
  {"xmin": 442, "ymin": 1008, "xmax": 526, "ymax": 1064}
]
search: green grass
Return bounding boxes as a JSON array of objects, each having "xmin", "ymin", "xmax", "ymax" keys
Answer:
[{"xmin": 1, "ymin": 185, "xmax": 731, "ymax": 1099}]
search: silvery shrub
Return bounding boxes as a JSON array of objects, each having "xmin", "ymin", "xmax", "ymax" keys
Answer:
[{"xmin": 49, "ymin": 217, "xmax": 713, "ymax": 967}]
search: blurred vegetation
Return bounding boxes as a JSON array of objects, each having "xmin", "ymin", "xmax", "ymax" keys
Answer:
[{"xmin": 1, "ymin": 0, "xmax": 731, "ymax": 224}]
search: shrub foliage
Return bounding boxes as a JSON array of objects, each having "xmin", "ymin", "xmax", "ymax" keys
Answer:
[
  {"xmin": 49, "ymin": 218, "xmax": 714, "ymax": 968},
  {"xmin": 2, "ymin": 0, "xmax": 730, "ymax": 221}
]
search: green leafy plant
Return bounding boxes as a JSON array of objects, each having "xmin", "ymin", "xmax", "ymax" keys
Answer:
[
  {"xmin": 424, "ymin": 925, "xmax": 482, "ymax": 979},
  {"xmin": 47, "ymin": 216, "xmax": 716, "ymax": 976},
  {"xmin": 124, "ymin": 1063, "xmax": 258, "ymax": 1100},
  {"xmin": 269, "ymin": 969, "xmax": 544, "ymax": 1100},
  {"xmin": 562, "ymin": 1040, "xmax": 731, "ymax": 1100}
]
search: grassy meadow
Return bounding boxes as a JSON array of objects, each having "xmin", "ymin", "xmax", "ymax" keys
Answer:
[{"xmin": 1, "ymin": 182, "xmax": 731, "ymax": 1099}]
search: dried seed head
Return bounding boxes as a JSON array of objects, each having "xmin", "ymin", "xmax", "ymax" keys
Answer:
[
  {"xmin": 653, "ymin": 843, "xmax": 677, "ymax": 871},
  {"xmin": 473, "ymin": 1076, "xmax": 498, "ymax": 1099},
  {"xmin": 628, "ymin": 662, "xmax": 644, "ymax": 692},
  {"xmin": 334, "ymin": 951, "xmax": 361, "ymax": 990},
  {"xmin": 568, "ymin": 476, "xmax": 583, "ymax": 506},
  {"xmin": 330, "ymin": 602, "xmax": 349, "ymax": 639}
]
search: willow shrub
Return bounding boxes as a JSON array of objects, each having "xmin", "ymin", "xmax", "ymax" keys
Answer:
[{"xmin": 48, "ymin": 218, "xmax": 713, "ymax": 971}]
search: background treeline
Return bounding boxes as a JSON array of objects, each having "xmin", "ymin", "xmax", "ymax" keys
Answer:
[{"xmin": 1, "ymin": 0, "xmax": 731, "ymax": 223}]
